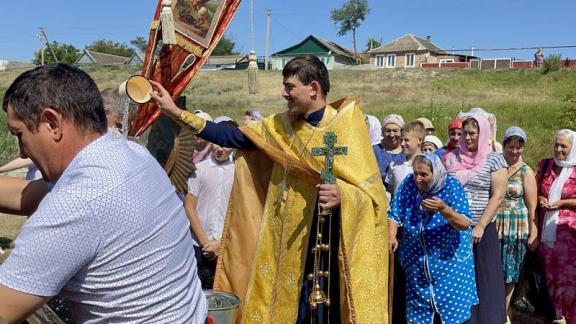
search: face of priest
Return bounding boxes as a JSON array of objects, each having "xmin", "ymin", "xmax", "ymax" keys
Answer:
[
  {"xmin": 413, "ymin": 161, "xmax": 433, "ymax": 192},
  {"xmin": 282, "ymin": 75, "xmax": 320, "ymax": 122},
  {"xmin": 212, "ymin": 143, "xmax": 234, "ymax": 164},
  {"xmin": 554, "ymin": 133, "xmax": 572, "ymax": 161},
  {"xmin": 6, "ymin": 105, "xmax": 53, "ymax": 180}
]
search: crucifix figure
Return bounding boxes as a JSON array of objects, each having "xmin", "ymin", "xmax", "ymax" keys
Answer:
[
  {"xmin": 307, "ymin": 131, "xmax": 348, "ymax": 320},
  {"xmin": 312, "ymin": 132, "xmax": 348, "ymax": 185}
]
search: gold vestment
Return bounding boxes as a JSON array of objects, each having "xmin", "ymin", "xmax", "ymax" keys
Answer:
[{"xmin": 213, "ymin": 97, "xmax": 389, "ymax": 323}]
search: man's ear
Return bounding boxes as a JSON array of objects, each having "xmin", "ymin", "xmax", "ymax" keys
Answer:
[
  {"xmin": 309, "ymin": 80, "xmax": 321, "ymax": 97},
  {"xmin": 40, "ymin": 108, "xmax": 63, "ymax": 140}
]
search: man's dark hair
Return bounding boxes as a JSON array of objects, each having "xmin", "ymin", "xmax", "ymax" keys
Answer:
[
  {"xmin": 3, "ymin": 63, "xmax": 107, "ymax": 134},
  {"xmin": 282, "ymin": 56, "xmax": 330, "ymax": 96}
]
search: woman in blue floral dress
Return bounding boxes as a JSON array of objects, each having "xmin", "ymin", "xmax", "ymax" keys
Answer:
[{"xmin": 389, "ymin": 153, "xmax": 478, "ymax": 324}]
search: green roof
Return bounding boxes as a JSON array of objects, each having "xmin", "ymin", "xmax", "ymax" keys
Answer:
[{"xmin": 272, "ymin": 35, "xmax": 354, "ymax": 58}]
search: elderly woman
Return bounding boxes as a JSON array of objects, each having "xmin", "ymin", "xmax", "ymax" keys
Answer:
[
  {"xmin": 373, "ymin": 114, "xmax": 406, "ymax": 180},
  {"xmin": 422, "ymin": 135, "xmax": 443, "ymax": 154},
  {"xmin": 389, "ymin": 153, "xmax": 478, "ymax": 324},
  {"xmin": 444, "ymin": 115, "xmax": 508, "ymax": 324},
  {"xmin": 537, "ymin": 129, "xmax": 576, "ymax": 324},
  {"xmin": 495, "ymin": 127, "xmax": 539, "ymax": 323}
]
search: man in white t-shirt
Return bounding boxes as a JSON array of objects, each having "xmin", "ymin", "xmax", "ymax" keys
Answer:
[
  {"xmin": 185, "ymin": 119, "xmax": 236, "ymax": 289},
  {"xmin": 0, "ymin": 64, "xmax": 207, "ymax": 323}
]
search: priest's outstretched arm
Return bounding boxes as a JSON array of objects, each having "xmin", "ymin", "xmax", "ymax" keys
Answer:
[{"xmin": 150, "ymin": 80, "xmax": 255, "ymax": 150}]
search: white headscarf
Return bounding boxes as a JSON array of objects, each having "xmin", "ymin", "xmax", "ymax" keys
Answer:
[
  {"xmin": 423, "ymin": 135, "xmax": 443, "ymax": 151},
  {"xmin": 365, "ymin": 114, "xmax": 383, "ymax": 145},
  {"xmin": 542, "ymin": 129, "xmax": 576, "ymax": 247}
]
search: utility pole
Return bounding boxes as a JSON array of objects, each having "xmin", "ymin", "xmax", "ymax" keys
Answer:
[
  {"xmin": 249, "ymin": 0, "xmax": 254, "ymax": 52},
  {"xmin": 264, "ymin": 9, "xmax": 271, "ymax": 70},
  {"xmin": 37, "ymin": 28, "xmax": 46, "ymax": 66},
  {"xmin": 37, "ymin": 28, "xmax": 58, "ymax": 65},
  {"xmin": 247, "ymin": 0, "xmax": 257, "ymax": 94}
]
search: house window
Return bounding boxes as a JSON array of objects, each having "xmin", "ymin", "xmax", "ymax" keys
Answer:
[
  {"xmin": 386, "ymin": 54, "xmax": 396, "ymax": 68},
  {"xmin": 405, "ymin": 53, "xmax": 415, "ymax": 67},
  {"xmin": 375, "ymin": 55, "xmax": 385, "ymax": 68}
]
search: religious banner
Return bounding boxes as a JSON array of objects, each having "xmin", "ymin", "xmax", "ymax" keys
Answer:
[{"xmin": 130, "ymin": 0, "xmax": 242, "ymax": 137}]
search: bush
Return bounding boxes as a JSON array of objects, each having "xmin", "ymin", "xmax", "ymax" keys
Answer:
[
  {"xmin": 560, "ymin": 90, "xmax": 576, "ymax": 130},
  {"xmin": 542, "ymin": 54, "xmax": 562, "ymax": 74}
]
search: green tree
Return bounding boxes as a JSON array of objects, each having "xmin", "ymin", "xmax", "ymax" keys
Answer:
[
  {"xmin": 130, "ymin": 36, "xmax": 148, "ymax": 53},
  {"xmin": 88, "ymin": 39, "xmax": 134, "ymax": 57},
  {"xmin": 330, "ymin": 0, "xmax": 370, "ymax": 57},
  {"xmin": 33, "ymin": 42, "xmax": 80, "ymax": 65},
  {"xmin": 211, "ymin": 35, "xmax": 239, "ymax": 56},
  {"xmin": 365, "ymin": 38, "xmax": 382, "ymax": 52}
]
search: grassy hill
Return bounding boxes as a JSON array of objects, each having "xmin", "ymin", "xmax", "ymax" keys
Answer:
[{"xmin": 1, "ymin": 66, "xmax": 575, "ymax": 168}]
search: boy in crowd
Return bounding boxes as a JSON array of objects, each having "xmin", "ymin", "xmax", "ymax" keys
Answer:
[
  {"xmin": 385, "ymin": 121, "xmax": 426, "ymax": 197},
  {"xmin": 184, "ymin": 119, "xmax": 237, "ymax": 289}
]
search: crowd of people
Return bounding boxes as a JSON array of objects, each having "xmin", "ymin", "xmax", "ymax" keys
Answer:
[
  {"xmin": 0, "ymin": 56, "xmax": 574, "ymax": 324},
  {"xmin": 371, "ymin": 109, "xmax": 575, "ymax": 324}
]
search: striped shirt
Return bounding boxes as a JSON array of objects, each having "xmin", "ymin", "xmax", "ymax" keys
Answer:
[{"xmin": 449, "ymin": 152, "xmax": 507, "ymax": 224}]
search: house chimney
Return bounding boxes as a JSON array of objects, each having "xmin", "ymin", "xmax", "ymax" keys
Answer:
[{"xmin": 426, "ymin": 35, "xmax": 431, "ymax": 41}]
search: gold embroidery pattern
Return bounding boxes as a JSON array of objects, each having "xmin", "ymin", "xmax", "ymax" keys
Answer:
[
  {"xmin": 250, "ymin": 311, "xmax": 262, "ymax": 323},
  {"xmin": 179, "ymin": 110, "xmax": 206, "ymax": 133},
  {"xmin": 260, "ymin": 263, "xmax": 272, "ymax": 277}
]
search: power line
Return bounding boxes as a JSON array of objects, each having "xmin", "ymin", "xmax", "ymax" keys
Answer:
[{"xmin": 450, "ymin": 45, "xmax": 576, "ymax": 52}]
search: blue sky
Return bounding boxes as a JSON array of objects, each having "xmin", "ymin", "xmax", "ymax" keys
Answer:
[{"xmin": 1, "ymin": 0, "xmax": 575, "ymax": 62}]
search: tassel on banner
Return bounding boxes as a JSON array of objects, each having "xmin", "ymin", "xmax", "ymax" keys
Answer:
[{"xmin": 160, "ymin": 0, "xmax": 177, "ymax": 45}]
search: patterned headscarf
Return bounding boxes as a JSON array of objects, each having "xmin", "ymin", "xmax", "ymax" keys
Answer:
[
  {"xmin": 365, "ymin": 114, "xmax": 383, "ymax": 145},
  {"xmin": 503, "ymin": 126, "xmax": 527, "ymax": 143},
  {"xmin": 416, "ymin": 153, "xmax": 448, "ymax": 195},
  {"xmin": 542, "ymin": 129, "xmax": 576, "ymax": 247},
  {"xmin": 382, "ymin": 114, "xmax": 405, "ymax": 128},
  {"xmin": 445, "ymin": 115, "xmax": 491, "ymax": 185}
]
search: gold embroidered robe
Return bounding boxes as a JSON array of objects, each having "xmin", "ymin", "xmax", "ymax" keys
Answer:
[{"xmin": 213, "ymin": 97, "xmax": 389, "ymax": 323}]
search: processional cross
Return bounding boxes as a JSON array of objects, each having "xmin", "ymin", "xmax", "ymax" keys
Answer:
[
  {"xmin": 307, "ymin": 132, "xmax": 347, "ymax": 316},
  {"xmin": 311, "ymin": 132, "xmax": 348, "ymax": 184}
]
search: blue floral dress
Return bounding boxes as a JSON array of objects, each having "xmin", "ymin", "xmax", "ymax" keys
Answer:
[{"xmin": 389, "ymin": 175, "xmax": 478, "ymax": 324}]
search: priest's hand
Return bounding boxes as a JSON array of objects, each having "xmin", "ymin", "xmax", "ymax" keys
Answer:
[
  {"xmin": 149, "ymin": 80, "xmax": 184, "ymax": 119},
  {"xmin": 317, "ymin": 184, "xmax": 342, "ymax": 209}
]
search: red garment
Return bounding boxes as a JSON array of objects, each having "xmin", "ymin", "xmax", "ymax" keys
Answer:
[{"xmin": 537, "ymin": 158, "xmax": 576, "ymax": 322}]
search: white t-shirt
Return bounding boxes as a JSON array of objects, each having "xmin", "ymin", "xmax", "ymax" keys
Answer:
[
  {"xmin": 0, "ymin": 133, "xmax": 207, "ymax": 323},
  {"xmin": 385, "ymin": 160, "xmax": 414, "ymax": 195},
  {"xmin": 187, "ymin": 156, "xmax": 235, "ymax": 246}
]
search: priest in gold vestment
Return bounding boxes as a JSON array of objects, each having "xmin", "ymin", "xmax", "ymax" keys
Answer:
[{"xmin": 151, "ymin": 56, "xmax": 389, "ymax": 324}]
